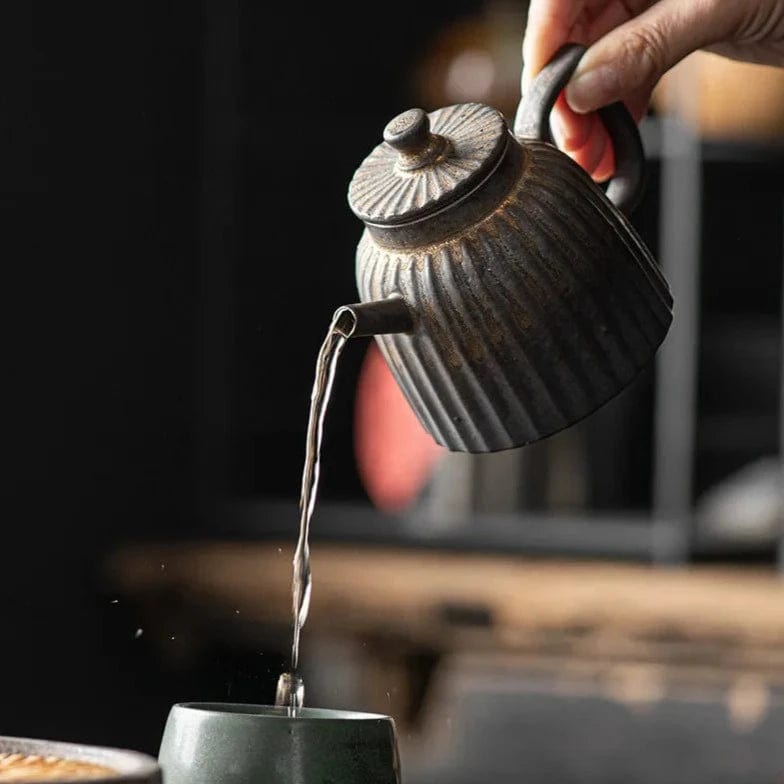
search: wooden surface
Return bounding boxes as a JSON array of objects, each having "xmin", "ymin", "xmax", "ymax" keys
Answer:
[{"xmin": 106, "ymin": 541, "xmax": 784, "ymax": 667}]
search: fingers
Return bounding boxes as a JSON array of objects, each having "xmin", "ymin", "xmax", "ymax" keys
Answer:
[
  {"xmin": 522, "ymin": 0, "xmax": 669, "ymax": 183},
  {"xmin": 523, "ymin": 0, "xmax": 654, "ymax": 89},
  {"xmin": 565, "ymin": 0, "xmax": 740, "ymax": 114},
  {"xmin": 522, "ymin": 0, "xmax": 656, "ymax": 183},
  {"xmin": 551, "ymin": 93, "xmax": 593, "ymax": 150},
  {"xmin": 522, "ymin": 0, "xmax": 584, "ymax": 90},
  {"xmin": 551, "ymin": 93, "xmax": 609, "ymax": 170},
  {"xmin": 584, "ymin": 89, "xmax": 650, "ymax": 182},
  {"xmin": 591, "ymin": 140, "xmax": 615, "ymax": 183},
  {"xmin": 552, "ymin": 102, "xmax": 610, "ymax": 178},
  {"xmin": 552, "ymin": 88, "xmax": 650, "ymax": 180}
]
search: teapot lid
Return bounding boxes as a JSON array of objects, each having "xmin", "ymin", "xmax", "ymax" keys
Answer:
[{"xmin": 348, "ymin": 103, "xmax": 508, "ymax": 226}]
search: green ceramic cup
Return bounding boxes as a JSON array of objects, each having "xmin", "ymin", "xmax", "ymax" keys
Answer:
[{"xmin": 158, "ymin": 703, "xmax": 401, "ymax": 784}]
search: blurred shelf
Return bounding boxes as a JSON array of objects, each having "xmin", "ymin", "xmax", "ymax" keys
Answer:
[
  {"xmin": 218, "ymin": 499, "xmax": 658, "ymax": 559},
  {"xmin": 153, "ymin": 499, "xmax": 776, "ymax": 561}
]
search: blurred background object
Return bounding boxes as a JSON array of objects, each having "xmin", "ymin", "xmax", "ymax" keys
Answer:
[
  {"xmin": 652, "ymin": 52, "xmax": 784, "ymax": 143},
  {"xmin": 354, "ymin": 343, "xmax": 443, "ymax": 514},
  {"xmin": 7, "ymin": 0, "xmax": 784, "ymax": 781},
  {"xmin": 696, "ymin": 457, "xmax": 783, "ymax": 547},
  {"xmin": 411, "ymin": 0, "xmax": 527, "ymax": 119}
]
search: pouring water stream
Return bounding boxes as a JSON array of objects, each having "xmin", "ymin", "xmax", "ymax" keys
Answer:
[{"xmin": 275, "ymin": 308, "xmax": 357, "ymax": 714}]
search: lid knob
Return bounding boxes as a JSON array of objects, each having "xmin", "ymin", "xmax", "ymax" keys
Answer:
[
  {"xmin": 383, "ymin": 108, "xmax": 449, "ymax": 171},
  {"xmin": 383, "ymin": 108, "xmax": 432, "ymax": 153},
  {"xmin": 348, "ymin": 103, "xmax": 507, "ymax": 225}
]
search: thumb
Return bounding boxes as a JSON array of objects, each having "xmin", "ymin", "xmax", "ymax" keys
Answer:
[{"xmin": 565, "ymin": 0, "xmax": 737, "ymax": 114}]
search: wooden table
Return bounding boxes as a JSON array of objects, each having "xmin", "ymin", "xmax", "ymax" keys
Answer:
[{"xmin": 107, "ymin": 540, "xmax": 784, "ymax": 668}]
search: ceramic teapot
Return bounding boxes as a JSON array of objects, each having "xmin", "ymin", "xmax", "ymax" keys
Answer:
[{"xmin": 338, "ymin": 43, "xmax": 673, "ymax": 453}]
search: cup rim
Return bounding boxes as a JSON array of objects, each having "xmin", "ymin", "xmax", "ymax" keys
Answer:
[{"xmin": 172, "ymin": 702, "xmax": 393, "ymax": 722}]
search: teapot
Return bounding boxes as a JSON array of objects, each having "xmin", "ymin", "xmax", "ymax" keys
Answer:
[{"xmin": 337, "ymin": 44, "xmax": 673, "ymax": 453}]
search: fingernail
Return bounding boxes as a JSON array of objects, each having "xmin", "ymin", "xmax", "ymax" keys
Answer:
[{"xmin": 566, "ymin": 64, "xmax": 618, "ymax": 114}]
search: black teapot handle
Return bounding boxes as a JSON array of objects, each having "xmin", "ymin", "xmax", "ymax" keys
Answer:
[{"xmin": 513, "ymin": 43, "xmax": 645, "ymax": 214}]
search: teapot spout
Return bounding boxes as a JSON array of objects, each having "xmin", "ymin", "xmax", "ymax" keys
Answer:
[{"xmin": 333, "ymin": 296, "xmax": 413, "ymax": 338}]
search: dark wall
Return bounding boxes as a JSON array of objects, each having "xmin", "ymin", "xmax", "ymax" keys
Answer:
[
  {"xmin": 231, "ymin": 2, "xmax": 479, "ymax": 503},
  {"xmin": 3, "ymin": 0, "xmax": 481, "ymax": 752},
  {"xmin": 4, "ymin": 0, "xmax": 204, "ymax": 748}
]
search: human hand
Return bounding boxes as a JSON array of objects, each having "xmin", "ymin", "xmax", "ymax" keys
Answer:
[{"xmin": 521, "ymin": 0, "xmax": 784, "ymax": 181}]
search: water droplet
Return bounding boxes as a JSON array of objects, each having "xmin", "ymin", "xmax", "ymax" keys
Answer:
[
  {"xmin": 134, "ymin": 628, "xmax": 143, "ymax": 639},
  {"xmin": 109, "ymin": 599, "xmax": 119, "ymax": 605}
]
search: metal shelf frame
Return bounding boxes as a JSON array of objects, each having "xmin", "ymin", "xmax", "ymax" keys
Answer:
[{"xmin": 395, "ymin": 117, "xmax": 784, "ymax": 566}]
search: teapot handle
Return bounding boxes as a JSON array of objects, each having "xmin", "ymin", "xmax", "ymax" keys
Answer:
[{"xmin": 513, "ymin": 43, "xmax": 645, "ymax": 214}]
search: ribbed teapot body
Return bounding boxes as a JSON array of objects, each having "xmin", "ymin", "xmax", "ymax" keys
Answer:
[{"xmin": 356, "ymin": 139, "xmax": 672, "ymax": 452}]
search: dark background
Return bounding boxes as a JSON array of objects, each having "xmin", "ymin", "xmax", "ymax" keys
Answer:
[
  {"xmin": 4, "ymin": 0, "xmax": 481, "ymax": 753},
  {"xmin": 4, "ymin": 0, "xmax": 782, "ymax": 757}
]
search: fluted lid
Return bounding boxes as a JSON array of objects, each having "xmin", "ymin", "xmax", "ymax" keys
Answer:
[{"xmin": 348, "ymin": 103, "xmax": 508, "ymax": 226}]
